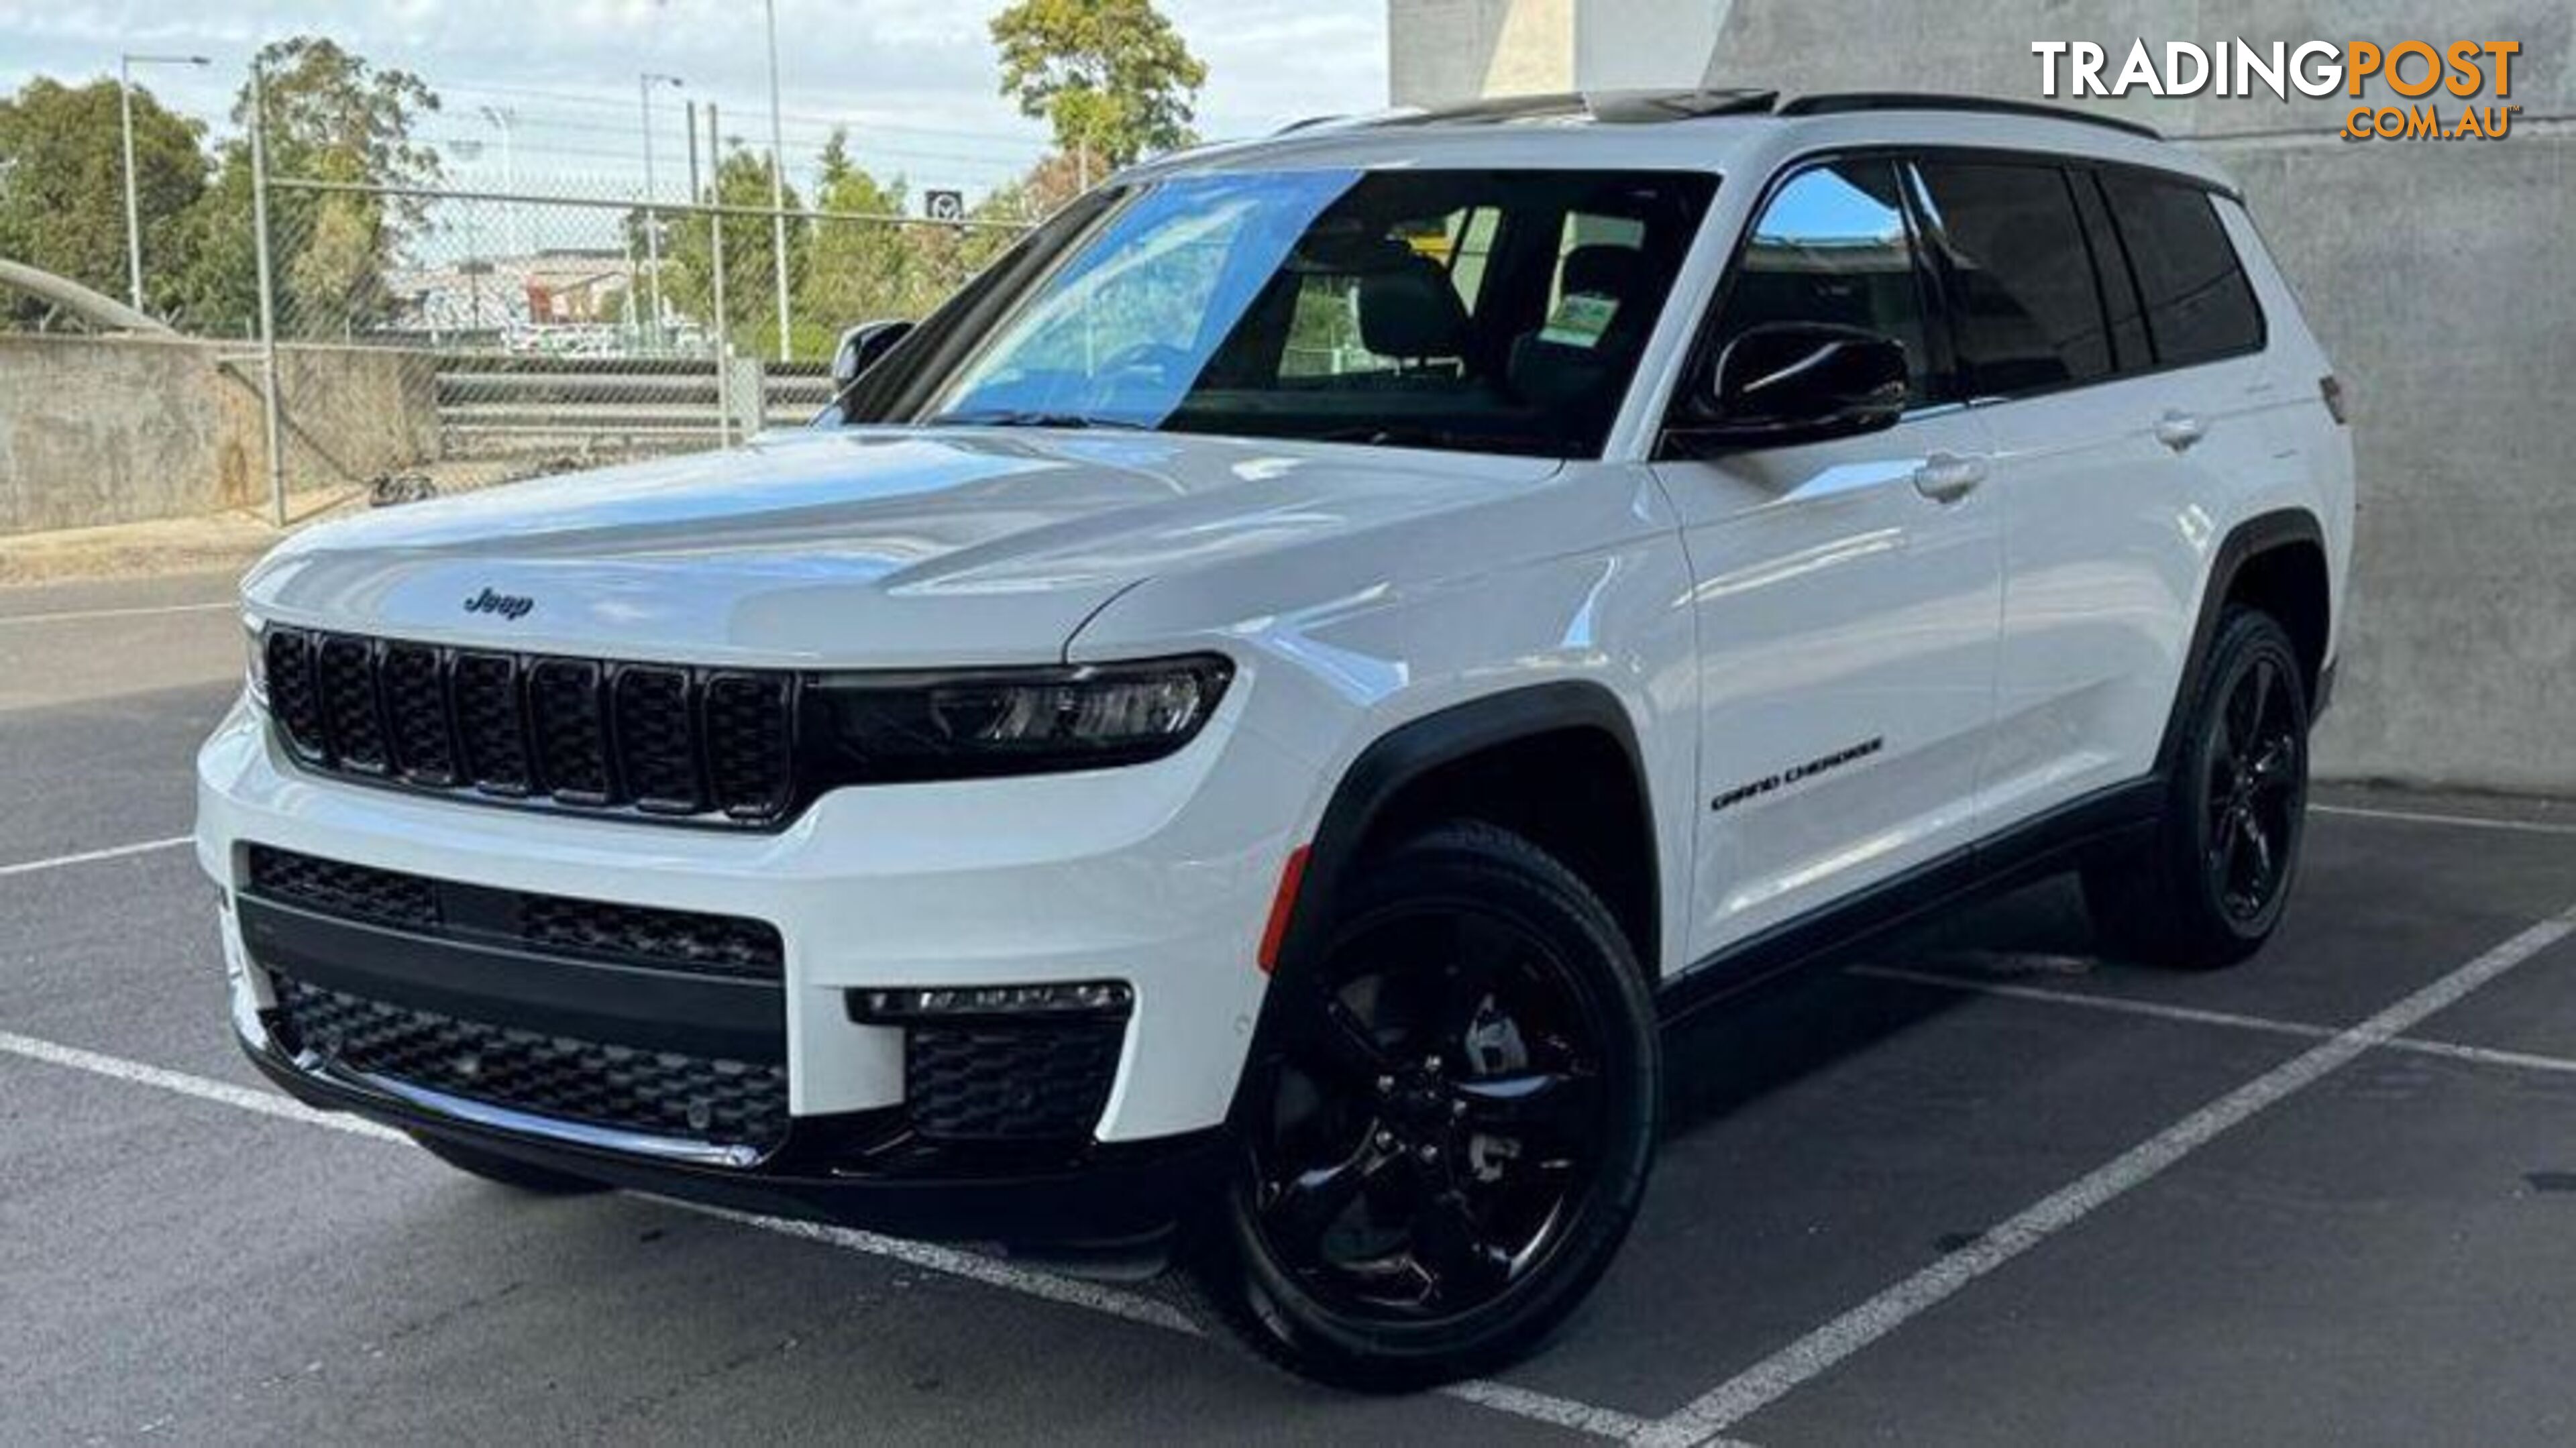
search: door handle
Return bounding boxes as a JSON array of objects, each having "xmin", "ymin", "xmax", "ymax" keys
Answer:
[
  {"xmin": 2155, "ymin": 410, "xmax": 2206, "ymax": 453},
  {"xmin": 1911, "ymin": 452, "xmax": 1987, "ymax": 504}
]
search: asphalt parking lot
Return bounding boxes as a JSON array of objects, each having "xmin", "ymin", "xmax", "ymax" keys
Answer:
[{"xmin": 7, "ymin": 568, "xmax": 2576, "ymax": 1446}]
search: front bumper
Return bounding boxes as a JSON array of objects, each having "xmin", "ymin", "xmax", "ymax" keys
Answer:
[
  {"xmin": 197, "ymin": 680, "xmax": 1311, "ymax": 1241},
  {"xmin": 235, "ymin": 1015, "xmax": 1233, "ymax": 1245}
]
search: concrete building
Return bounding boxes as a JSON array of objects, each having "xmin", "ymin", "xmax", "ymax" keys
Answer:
[{"xmin": 1387, "ymin": 0, "xmax": 2576, "ymax": 795}]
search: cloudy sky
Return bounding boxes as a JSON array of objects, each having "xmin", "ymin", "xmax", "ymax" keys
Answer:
[{"xmin": 0, "ymin": 0, "xmax": 1390, "ymax": 198}]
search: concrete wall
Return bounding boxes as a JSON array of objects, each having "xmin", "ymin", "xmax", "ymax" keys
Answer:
[
  {"xmin": 1391, "ymin": 0, "xmax": 1576, "ymax": 106},
  {"xmin": 2218, "ymin": 137, "xmax": 2575, "ymax": 794},
  {"xmin": 0, "ymin": 335, "xmax": 436, "ymax": 537},
  {"xmin": 274, "ymin": 343, "xmax": 440, "ymax": 496},
  {"xmin": 1390, "ymin": 0, "xmax": 1730, "ymax": 104},
  {"xmin": 1390, "ymin": 0, "xmax": 2576, "ymax": 793}
]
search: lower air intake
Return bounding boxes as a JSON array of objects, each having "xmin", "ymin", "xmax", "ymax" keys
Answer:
[
  {"xmin": 270, "ymin": 975, "xmax": 789, "ymax": 1154},
  {"xmin": 905, "ymin": 1020, "xmax": 1126, "ymax": 1141}
]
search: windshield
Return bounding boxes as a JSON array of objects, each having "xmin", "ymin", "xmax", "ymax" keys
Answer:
[{"xmin": 899, "ymin": 168, "xmax": 1718, "ymax": 459}]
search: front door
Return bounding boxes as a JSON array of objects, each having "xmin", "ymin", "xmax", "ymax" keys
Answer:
[{"xmin": 1652, "ymin": 158, "xmax": 2005, "ymax": 963}]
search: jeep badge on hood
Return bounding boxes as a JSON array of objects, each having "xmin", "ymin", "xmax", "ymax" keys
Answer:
[{"xmin": 463, "ymin": 588, "xmax": 534, "ymax": 620}]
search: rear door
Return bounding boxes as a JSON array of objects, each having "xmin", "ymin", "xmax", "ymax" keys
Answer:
[
  {"xmin": 1910, "ymin": 156, "xmax": 2266, "ymax": 828},
  {"xmin": 1652, "ymin": 158, "xmax": 2004, "ymax": 958}
]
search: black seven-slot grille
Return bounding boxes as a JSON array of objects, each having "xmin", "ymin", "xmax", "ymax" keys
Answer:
[
  {"xmin": 246, "ymin": 844, "xmax": 784, "ymax": 980},
  {"xmin": 269, "ymin": 976, "xmax": 788, "ymax": 1153},
  {"xmin": 262, "ymin": 626, "xmax": 794, "ymax": 825}
]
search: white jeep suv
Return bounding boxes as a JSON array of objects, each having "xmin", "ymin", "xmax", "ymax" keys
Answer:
[{"xmin": 197, "ymin": 89, "xmax": 2353, "ymax": 1386}]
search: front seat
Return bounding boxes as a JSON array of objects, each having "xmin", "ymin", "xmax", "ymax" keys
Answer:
[
  {"xmin": 1356, "ymin": 255, "xmax": 1472, "ymax": 370},
  {"xmin": 1509, "ymin": 243, "xmax": 1648, "ymax": 411}
]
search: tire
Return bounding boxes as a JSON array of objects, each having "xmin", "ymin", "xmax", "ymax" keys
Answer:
[
  {"xmin": 1191, "ymin": 822, "xmax": 1659, "ymax": 1390},
  {"xmin": 413, "ymin": 1133, "xmax": 612, "ymax": 1195},
  {"xmin": 2083, "ymin": 607, "xmax": 2310, "ymax": 968}
]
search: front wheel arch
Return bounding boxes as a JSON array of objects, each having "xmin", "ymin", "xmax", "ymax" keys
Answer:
[{"xmin": 1269, "ymin": 683, "xmax": 1660, "ymax": 1005}]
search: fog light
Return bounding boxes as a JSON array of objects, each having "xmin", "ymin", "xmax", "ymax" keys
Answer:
[{"xmin": 849, "ymin": 981, "xmax": 1134, "ymax": 1023}]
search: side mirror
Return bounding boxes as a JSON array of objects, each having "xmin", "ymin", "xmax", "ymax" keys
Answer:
[
  {"xmin": 1687, "ymin": 323, "xmax": 1909, "ymax": 450},
  {"xmin": 831, "ymin": 319, "xmax": 915, "ymax": 390}
]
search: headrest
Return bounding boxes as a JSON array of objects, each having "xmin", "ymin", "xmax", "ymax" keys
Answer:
[
  {"xmin": 1560, "ymin": 243, "xmax": 1644, "ymax": 301},
  {"xmin": 1358, "ymin": 256, "xmax": 1470, "ymax": 359}
]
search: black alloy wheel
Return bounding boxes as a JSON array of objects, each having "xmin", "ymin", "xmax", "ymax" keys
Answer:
[
  {"xmin": 1254, "ymin": 905, "xmax": 1603, "ymax": 1317},
  {"xmin": 2084, "ymin": 606, "xmax": 2311, "ymax": 968},
  {"xmin": 1195, "ymin": 823, "xmax": 1658, "ymax": 1389},
  {"xmin": 2204, "ymin": 647, "xmax": 2305, "ymax": 924}
]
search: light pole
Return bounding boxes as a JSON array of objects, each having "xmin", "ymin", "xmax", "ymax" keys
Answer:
[
  {"xmin": 639, "ymin": 71, "xmax": 684, "ymax": 349},
  {"xmin": 764, "ymin": 0, "xmax": 792, "ymax": 360},
  {"xmin": 119, "ymin": 52, "xmax": 210, "ymax": 313},
  {"xmin": 478, "ymin": 104, "xmax": 526, "ymax": 256},
  {"xmin": 448, "ymin": 138, "xmax": 487, "ymax": 335}
]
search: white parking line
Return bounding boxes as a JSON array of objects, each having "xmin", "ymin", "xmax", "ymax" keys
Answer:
[
  {"xmin": 1642, "ymin": 901, "xmax": 2576, "ymax": 1446},
  {"xmin": 1850, "ymin": 964, "xmax": 2337, "ymax": 1044},
  {"xmin": 0, "ymin": 1028, "xmax": 1660, "ymax": 1443},
  {"xmin": 1851, "ymin": 964, "xmax": 2576, "ymax": 1079},
  {"xmin": 682, "ymin": 1205, "xmax": 1204, "ymax": 1334},
  {"xmin": 0, "ymin": 600, "xmax": 237, "ymax": 627},
  {"xmin": 661, "ymin": 1209, "xmax": 1660, "ymax": 1439},
  {"xmin": 0, "ymin": 1029, "xmax": 405, "ymax": 1143},
  {"xmin": 2391, "ymin": 1036, "xmax": 2576, "ymax": 1077},
  {"xmin": 0, "ymin": 835, "xmax": 193, "ymax": 880},
  {"xmin": 2312, "ymin": 803, "xmax": 2576, "ymax": 837}
]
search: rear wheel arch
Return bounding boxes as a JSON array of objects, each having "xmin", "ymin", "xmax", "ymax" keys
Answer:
[{"xmin": 2157, "ymin": 509, "xmax": 2332, "ymax": 773}]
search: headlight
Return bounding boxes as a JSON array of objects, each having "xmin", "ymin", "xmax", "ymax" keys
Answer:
[{"xmin": 804, "ymin": 655, "xmax": 1233, "ymax": 783}]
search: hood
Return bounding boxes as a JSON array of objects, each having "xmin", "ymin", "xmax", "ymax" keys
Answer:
[{"xmin": 243, "ymin": 427, "xmax": 1562, "ymax": 667}]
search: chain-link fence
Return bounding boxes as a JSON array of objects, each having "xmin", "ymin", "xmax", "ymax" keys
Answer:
[{"xmin": 246, "ymin": 161, "xmax": 1032, "ymax": 514}]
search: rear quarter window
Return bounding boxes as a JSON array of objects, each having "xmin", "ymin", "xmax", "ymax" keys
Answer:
[{"xmin": 2098, "ymin": 172, "xmax": 2265, "ymax": 367}]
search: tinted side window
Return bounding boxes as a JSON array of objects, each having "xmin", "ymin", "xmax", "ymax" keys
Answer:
[
  {"xmin": 2068, "ymin": 171, "xmax": 2150, "ymax": 372},
  {"xmin": 2098, "ymin": 172, "xmax": 2264, "ymax": 366},
  {"xmin": 1713, "ymin": 160, "xmax": 1939, "ymax": 405},
  {"xmin": 1913, "ymin": 160, "xmax": 2110, "ymax": 396}
]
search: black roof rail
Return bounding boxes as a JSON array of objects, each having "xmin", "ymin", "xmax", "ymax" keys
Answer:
[
  {"xmin": 1368, "ymin": 87, "xmax": 1779, "ymax": 128},
  {"xmin": 1778, "ymin": 91, "xmax": 2161, "ymax": 140},
  {"xmin": 1371, "ymin": 92, "xmax": 1590, "ymax": 126},
  {"xmin": 1589, "ymin": 88, "xmax": 1778, "ymax": 123}
]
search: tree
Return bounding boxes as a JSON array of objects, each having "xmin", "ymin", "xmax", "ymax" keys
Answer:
[
  {"xmin": 987, "ymin": 150, "xmax": 1085, "ymax": 221},
  {"xmin": 173, "ymin": 37, "xmax": 442, "ymax": 338},
  {"xmin": 990, "ymin": 0, "xmax": 1207, "ymax": 172},
  {"xmin": 0, "ymin": 76, "xmax": 208, "ymax": 327},
  {"xmin": 800, "ymin": 129, "xmax": 930, "ymax": 329},
  {"xmin": 650, "ymin": 142, "xmax": 809, "ymax": 354}
]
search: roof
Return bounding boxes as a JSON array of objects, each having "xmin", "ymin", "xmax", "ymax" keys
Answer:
[{"xmin": 1132, "ymin": 89, "xmax": 2229, "ymax": 193}]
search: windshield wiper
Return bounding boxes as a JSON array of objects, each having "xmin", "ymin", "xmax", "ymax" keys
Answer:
[
  {"xmin": 1313, "ymin": 423, "xmax": 1560, "ymax": 455},
  {"xmin": 927, "ymin": 408, "xmax": 1154, "ymax": 431}
]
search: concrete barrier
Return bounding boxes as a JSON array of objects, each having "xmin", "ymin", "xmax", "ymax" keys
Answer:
[{"xmin": 0, "ymin": 335, "xmax": 436, "ymax": 537}]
